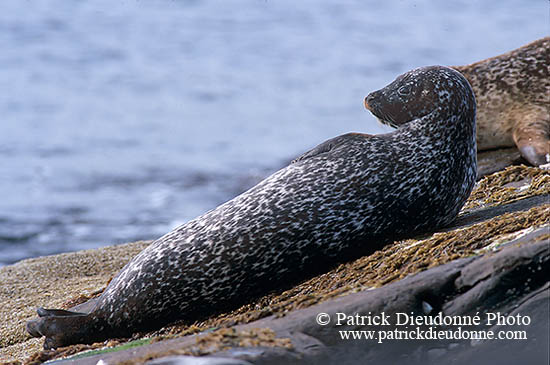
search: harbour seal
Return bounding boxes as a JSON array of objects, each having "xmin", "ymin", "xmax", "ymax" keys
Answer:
[
  {"xmin": 452, "ymin": 37, "xmax": 550, "ymax": 167},
  {"xmin": 27, "ymin": 66, "xmax": 477, "ymax": 349}
]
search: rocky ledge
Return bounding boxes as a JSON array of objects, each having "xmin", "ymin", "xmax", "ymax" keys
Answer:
[{"xmin": 1, "ymin": 159, "xmax": 548, "ymax": 365}]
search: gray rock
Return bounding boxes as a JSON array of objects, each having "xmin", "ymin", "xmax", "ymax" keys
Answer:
[
  {"xmin": 477, "ymin": 147, "xmax": 524, "ymax": 179},
  {"xmin": 147, "ymin": 355, "xmax": 253, "ymax": 365}
]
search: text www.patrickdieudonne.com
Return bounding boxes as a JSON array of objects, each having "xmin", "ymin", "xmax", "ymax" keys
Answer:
[{"xmin": 315, "ymin": 311, "xmax": 530, "ymax": 344}]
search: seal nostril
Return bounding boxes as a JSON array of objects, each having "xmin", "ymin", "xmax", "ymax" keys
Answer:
[{"xmin": 364, "ymin": 94, "xmax": 376, "ymax": 110}]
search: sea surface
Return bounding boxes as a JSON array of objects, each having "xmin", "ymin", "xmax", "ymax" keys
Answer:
[{"xmin": 0, "ymin": 0, "xmax": 547, "ymax": 266}]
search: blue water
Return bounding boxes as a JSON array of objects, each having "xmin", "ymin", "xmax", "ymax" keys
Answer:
[{"xmin": 0, "ymin": 0, "xmax": 547, "ymax": 266}]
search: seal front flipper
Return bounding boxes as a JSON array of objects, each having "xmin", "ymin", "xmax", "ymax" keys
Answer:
[
  {"xmin": 513, "ymin": 116, "xmax": 550, "ymax": 167},
  {"xmin": 292, "ymin": 133, "xmax": 370, "ymax": 163}
]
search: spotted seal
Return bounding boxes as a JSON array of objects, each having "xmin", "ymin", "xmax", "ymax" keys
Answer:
[
  {"xmin": 27, "ymin": 66, "xmax": 477, "ymax": 349},
  {"xmin": 452, "ymin": 37, "xmax": 550, "ymax": 167}
]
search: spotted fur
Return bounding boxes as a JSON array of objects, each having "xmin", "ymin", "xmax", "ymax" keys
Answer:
[
  {"xmin": 452, "ymin": 37, "xmax": 550, "ymax": 166},
  {"xmin": 27, "ymin": 66, "xmax": 477, "ymax": 349}
]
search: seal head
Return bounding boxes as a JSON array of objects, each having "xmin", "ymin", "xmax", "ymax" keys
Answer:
[{"xmin": 365, "ymin": 66, "xmax": 476, "ymax": 130}]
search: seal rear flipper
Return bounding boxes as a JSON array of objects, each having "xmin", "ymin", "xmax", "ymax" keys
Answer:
[
  {"xmin": 26, "ymin": 311, "xmax": 105, "ymax": 349},
  {"xmin": 513, "ymin": 117, "xmax": 550, "ymax": 167}
]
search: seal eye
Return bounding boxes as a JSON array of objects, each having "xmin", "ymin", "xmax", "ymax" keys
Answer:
[{"xmin": 398, "ymin": 85, "xmax": 411, "ymax": 96}]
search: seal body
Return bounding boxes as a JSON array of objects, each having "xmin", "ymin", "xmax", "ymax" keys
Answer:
[
  {"xmin": 452, "ymin": 37, "xmax": 550, "ymax": 167},
  {"xmin": 27, "ymin": 66, "xmax": 477, "ymax": 349}
]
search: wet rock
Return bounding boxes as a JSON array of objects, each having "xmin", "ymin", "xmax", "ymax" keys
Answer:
[{"xmin": 477, "ymin": 147, "xmax": 525, "ymax": 179}]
